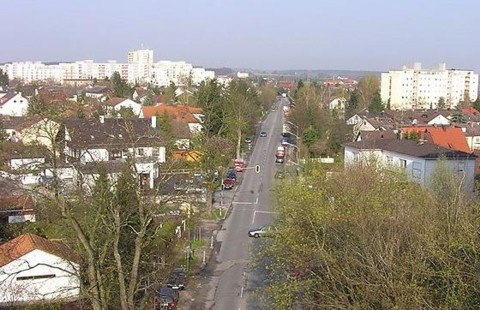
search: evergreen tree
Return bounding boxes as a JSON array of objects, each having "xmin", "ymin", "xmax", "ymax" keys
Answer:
[{"xmin": 368, "ymin": 91, "xmax": 384, "ymax": 113}]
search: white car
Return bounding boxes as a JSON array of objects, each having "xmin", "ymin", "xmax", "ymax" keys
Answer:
[{"xmin": 248, "ymin": 225, "xmax": 277, "ymax": 238}]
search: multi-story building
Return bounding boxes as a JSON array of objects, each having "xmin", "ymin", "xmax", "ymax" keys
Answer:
[
  {"xmin": 128, "ymin": 49, "xmax": 154, "ymax": 82},
  {"xmin": 381, "ymin": 63, "xmax": 478, "ymax": 110},
  {"xmin": 1, "ymin": 49, "xmax": 214, "ymax": 86}
]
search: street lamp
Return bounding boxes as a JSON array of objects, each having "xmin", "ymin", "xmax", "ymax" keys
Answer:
[{"xmin": 284, "ymin": 120, "xmax": 300, "ymax": 158}]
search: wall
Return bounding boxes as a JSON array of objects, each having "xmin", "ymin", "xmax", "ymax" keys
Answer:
[{"xmin": 0, "ymin": 250, "xmax": 79, "ymax": 305}]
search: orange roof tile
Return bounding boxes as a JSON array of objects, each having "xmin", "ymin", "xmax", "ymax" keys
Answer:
[
  {"xmin": 0, "ymin": 234, "xmax": 80, "ymax": 267},
  {"xmin": 402, "ymin": 126, "xmax": 472, "ymax": 154},
  {"xmin": 0, "ymin": 195, "xmax": 34, "ymax": 212},
  {"xmin": 142, "ymin": 104, "xmax": 202, "ymax": 123}
]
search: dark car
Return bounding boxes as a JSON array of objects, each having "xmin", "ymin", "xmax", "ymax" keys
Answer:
[
  {"xmin": 167, "ymin": 268, "xmax": 186, "ymax": 290},
  {"xmin": 260, "ymin": 131, "xmax": 267, "ymax": 137},
  {"xmin": 226, "ymin": 169, "xmax": 237, "ymax": 182},
  {"xmin": 223, "ymin": 178, "xmax": 235, "ymax": 190},
  {"xmin": 154, "ymin": 287, "xmax": 179, "ymax": 309}
]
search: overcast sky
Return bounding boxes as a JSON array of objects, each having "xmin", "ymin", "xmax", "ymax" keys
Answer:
[{"xmin": 2, "ymin": 0, "xmax": 479, "ymax": 72}]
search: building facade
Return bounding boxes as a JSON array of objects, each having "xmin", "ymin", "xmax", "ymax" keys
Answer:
[
  {"xmin": 381, "ymin": 63, "xmax": 479, "ymax": 110},
  {"xmin": 1, "ymin": 49, "xmax": 214, "ymax": 86}
]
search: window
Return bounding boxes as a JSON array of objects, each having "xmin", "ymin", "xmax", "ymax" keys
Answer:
[
  {"xmin": 136, "ymin": 148, "xmax": 144, "ymax": 156},
  {"xmin": 17, "ymin": 274, "xmax": 56, "ymax": 281},
  {"xmin": 412, "ymin": 162, "xmax": 422, "ymax": 179},
  {"xmin": 399, "ymin": 159, "xmax": 407, "ymax": 168}
]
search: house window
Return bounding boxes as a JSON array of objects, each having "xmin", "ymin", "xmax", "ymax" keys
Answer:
[
  {"xmin": 17, "ymin": 274, "xmax": 56, "ymax": 281},
  {"xmin": 457, "ymin": 161, "xmax": 465, "ymax": 173},
  {"xmin": 111, "ymin": 150, "xmax": 122, "ymax": 160},
  {"xmin": 399, "ymin": 159, "xmax": 407, "ymax": 168},
  {"xmin": 412, "ymin": 162, "xmax": 422, "ymax": 179},
  {"xmin": 136, "ymin": 148, "xmax": 144, "ymax": 156}
]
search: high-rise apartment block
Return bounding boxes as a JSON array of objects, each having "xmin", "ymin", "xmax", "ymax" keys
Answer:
[
  {"xmin": 1, "ymin": 49, "xmax": 214, "ymax": 87},
  {"xmin": 380, "ymin": 63, "xmax": 478, "ymax": 110}
]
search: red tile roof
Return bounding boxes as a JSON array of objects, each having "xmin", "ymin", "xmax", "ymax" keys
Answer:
[
  {"xmin": 402, "ymin": 126, "xmax": 472, "ymax": 154},
  {"xmin": 0, "ymin": 195, "xmax": 34, "ymax": 212},
  {"xmin": 142, "ymin": 104, "xmax": 202, "ymax": 123},
  {"xmin": 0, "ymin": 234, "xmax": 80, "ymax": 267}
]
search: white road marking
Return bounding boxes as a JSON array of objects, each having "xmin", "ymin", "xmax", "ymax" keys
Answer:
[{"xmin": 251, "ymin": 210, "xmax": 278, "ymax": 224}]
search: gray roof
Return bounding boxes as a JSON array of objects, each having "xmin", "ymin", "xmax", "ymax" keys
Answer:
[
  {"xmin": 61, "ymin": 118, "xmax": 165, "ymax": 149},
  {"xmin": 345, "ymin": 138, "xmax": 476, "ymax": 159}
]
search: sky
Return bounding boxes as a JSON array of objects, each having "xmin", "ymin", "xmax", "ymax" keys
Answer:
[{"xmin": 2, "ymin": 0, "xmax": 479, "ymax": 72}]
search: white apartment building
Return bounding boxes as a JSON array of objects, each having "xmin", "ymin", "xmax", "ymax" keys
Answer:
[
  {"xmin": 381, "ymin": 63, "xmax": 478, "ymax": 110},
  {"xmin": 128, "ymin": 49, "xmax": 154, "ymax": 83},
  {"xmin": 151, "ymin": 61, "xmax": 214, "ymax": 87},
  {"xmin": 1, "ymin": 49, "xmax": 214, "ymax": 86}
]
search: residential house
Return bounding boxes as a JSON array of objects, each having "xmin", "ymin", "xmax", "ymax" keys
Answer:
[
  {"xmin": 0, "ymin": 195, "xmax": 35, "ymax": 224},
  {"xmin": 328, "ymin": 97, "xmax": 346, "ymax": 111},
  {"xmin": 0, "ymin": 234, "xmax": 79, "ymax": 306},
  {"xmin": 0, "ymin": 177, "xmax": 36, "ymax": 224},
  {"xmin": 0, "ymin": 92, "xmax": 29, "ymax": 117},
  {"xmin": 140, "ymin": 103, "xmax": 203, "ymax": 150},
  {"xmin": 1, "ymin": 116, "xmax": 61, "ymax": 150},
  {"xmin": 389, "ymin": 109, "xmax": 450, "ymax": 126},
  {"xmin": 104, "ymin": 97, "xmax": 142, "ymax": 117},
  {"xmin": 346, "ymin": 109, "xmax": 396, "ymax": 139},
  {"xmin": 356, "ymin": 129, "xmax": 397, "ymax": 142},
  {"xmin": 463, "ymin": 123, "xmax": 480, "ymax": 151},
  {"xmin": 84, "ymin": 86, "xmax": 111, "ymax": 100},
  {"xmin": 344, "ymin": 138, "xmax": 476, "ymax": 192},
  {"xmin": 57, "ymin": 117, "xmax": 166, "ymax": 189},
  {"xmin": 401, "ymin": 125, "xmax": 472, "ymax": 154}
]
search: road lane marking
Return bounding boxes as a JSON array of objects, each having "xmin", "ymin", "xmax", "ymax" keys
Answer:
[
  {"xmin": 251, "ymin": 210, "xmax": 278, "ymax": 224},
  {"xmin": 232, "ymin": 202, "xmax": 254, "ymax": 205}
]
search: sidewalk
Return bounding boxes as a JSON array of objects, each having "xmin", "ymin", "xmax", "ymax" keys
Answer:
[{"xmin": 177, "ymin": 186, "xmax": 238, "ymax": 309}]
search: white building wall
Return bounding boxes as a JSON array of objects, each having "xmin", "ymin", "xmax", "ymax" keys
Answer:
[
  {"xmin": 381, "ymin": 63, "xmax": 478, "ymax": 110},
  {"xmin": 0, "ymin": 250, "xmax": 79, "ymax": 305},
  {"xmin": 0, "ymin": 93, "xmax": 29, "ymax": 116}
]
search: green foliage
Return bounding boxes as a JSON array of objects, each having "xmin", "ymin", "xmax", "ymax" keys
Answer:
[
  {"xmin": 438, "ymin": 96, "xmax": 446, "ymax": 109},
  {"xmin": 473, "ymin": 97, "xmax": 480, "ymax": 111},
  {"xmin": 196, "ymin": 79, "xmax": 226, "ymax": 137},
  {"xmin": 347, "ymin": 89, "xmax": 359, "ymax": 112},
  {"xmin": 259, "ymin": 84, "xmax": 277, "ymax": 110},
  {"xmin": 117, "ymin": 106, "xmax": 135, "ymax": 118},
  {"xmin": 368, "ymin": 91, "xmax": 384, "ymax": 113},
  {"xmin": 258, "ymin": 165, "xmax": 480, "ymax": 309},
  {"xmin": 111, "ymin": 71, "xmax": 132, "ymax": 98},
  {"xmin": 0, "ymin": 69, "xmax": 8, "ymax": 86}
]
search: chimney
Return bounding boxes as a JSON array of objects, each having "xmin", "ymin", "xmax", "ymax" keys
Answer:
[
  {"xmin": 151, "ymin": 116, "xmax": 157, "ymax": 128},
  {"xmin": 99, "ymin": 115, "xmax": 105, "ymax": 124}
]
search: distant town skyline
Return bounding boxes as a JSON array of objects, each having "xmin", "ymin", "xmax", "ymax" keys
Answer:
[{"xmin": 3, "ymin": 0, "xmax": 479, "ymax": 72}]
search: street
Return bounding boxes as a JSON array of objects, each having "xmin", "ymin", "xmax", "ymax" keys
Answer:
[{"xmin": 206, "ymin": 97, "xmax": 287, "ymax": 309}]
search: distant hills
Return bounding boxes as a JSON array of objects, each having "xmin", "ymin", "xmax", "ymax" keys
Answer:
[{"xmin": 208, "ymin": 67, "xmax": 381, "ymax": 79}]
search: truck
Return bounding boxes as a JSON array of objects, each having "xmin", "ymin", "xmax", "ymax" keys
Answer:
[{"xmin": 275, "ymin": 146, "xmax": 285, "ymax": 163}]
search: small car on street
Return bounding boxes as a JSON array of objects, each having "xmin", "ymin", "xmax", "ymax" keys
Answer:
[
  {"xmin": 260, "ymin": 131, "xmax": 267, "ymax": 137},
  {"xmin": 166, "ymin": 268, "xmax": 186, "ymax": 290},
  {"xmin": 222, "ymin": 178, "xmax": 235, "ymax": 190},
  {"xmin": 154, "ymin": 287, "xmax": 179, "ymax": 309},
  {"xmin": 248, "ymin": 225, "xmax": 277, "ymax": 238}
]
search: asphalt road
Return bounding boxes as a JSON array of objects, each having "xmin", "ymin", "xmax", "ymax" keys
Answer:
[{"xmin": 210, "ymin": 98, "xmax": 287, "ymax": 310}]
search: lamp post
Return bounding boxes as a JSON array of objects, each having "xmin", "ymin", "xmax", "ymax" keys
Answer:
[{"xmin": 284, "ymin": 120, "xmax": 300, "ymax": 159}]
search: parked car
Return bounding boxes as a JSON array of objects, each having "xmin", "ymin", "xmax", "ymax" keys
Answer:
[
  {"xmin": 167, "ymin": 268, "xmax": 186, "ymax": 290},
  {"xmin": 248, "ymin": 225, "xmax": 277, "ymax": 238},
  {"xmin": 244, "ymin": 137, "xmax": 252, "ymax": 144},
  {"xmin": 154, "ymin": 287, "xmax": 179, "ymax": 309},
  {"xmin": 223, "ymin": 178, "xmax": 235, "ymax": 190},
  {"xmin": 226, "ymin": 169, "xmax": 237, "ymax": 182},
  {"xmin": 234, "ymin": 159, "xmax": 246, "ymax": 172},
  {"xmin": 260, "ymin": 131, "xmax": 267, "ymax": 137}
]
